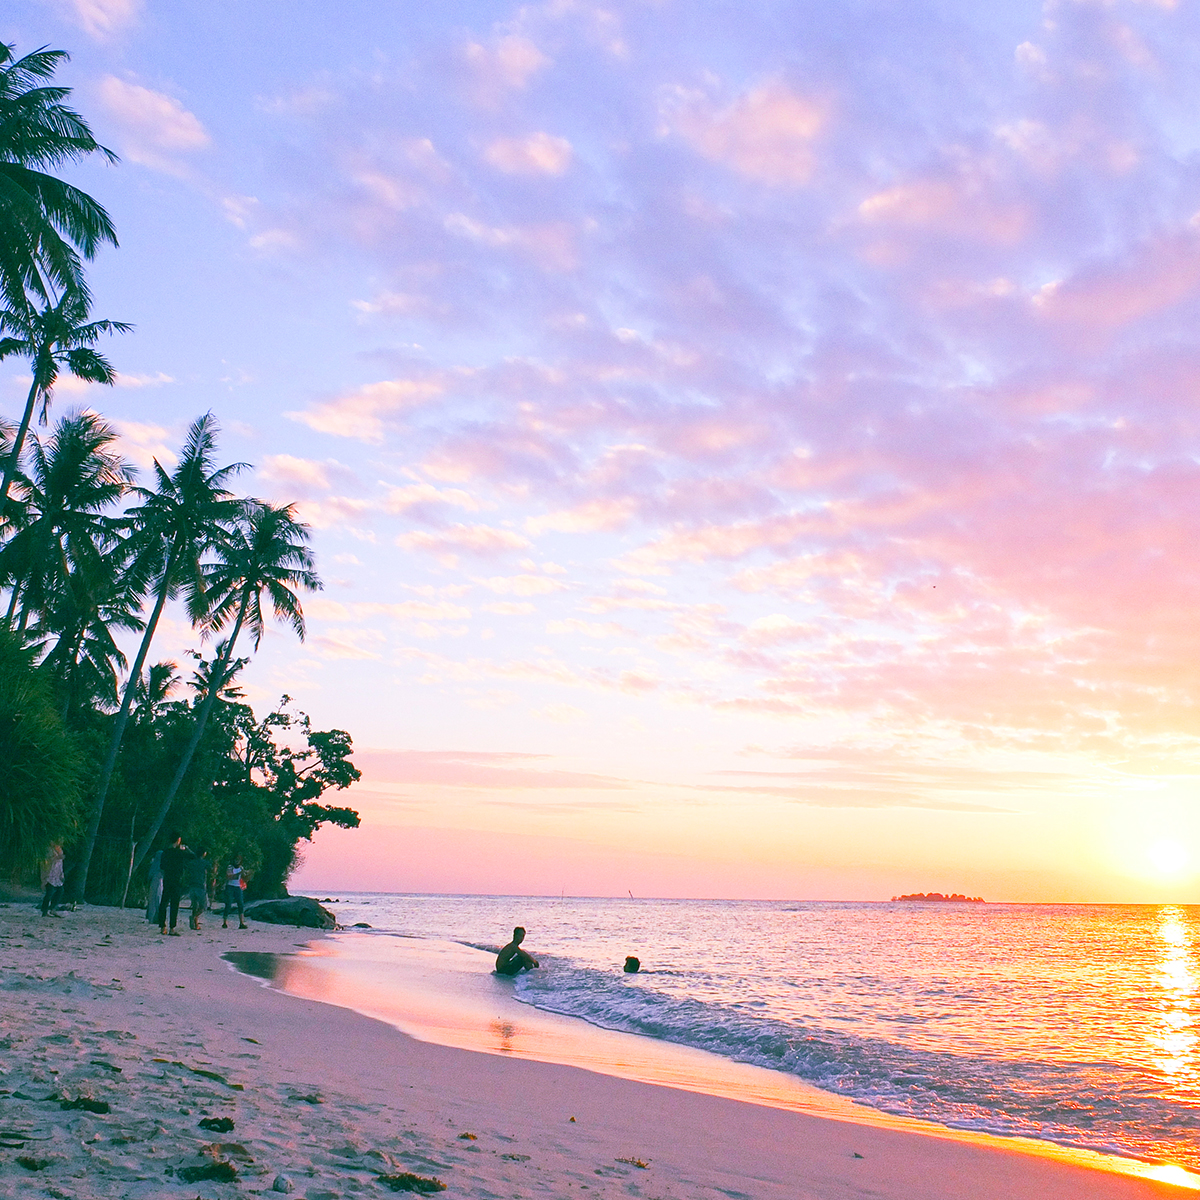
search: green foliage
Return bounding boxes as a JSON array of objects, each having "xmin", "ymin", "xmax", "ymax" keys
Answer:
[
  {"xmin": 0, "ymin": 42, "xmax": 118, "ymax": 312},
  {"xmin": 70, "ymin": 671, "xmax": 360, "ymax": 904},
  {"xmin": 0, "ymin": 44, "xmax": 362, "ymax": 904},
  {"xmin": 209, "ymin": 695, "xmax": 361, "ymax": 899},
  {"xmin": 0, "ymin": 624, "xmax": 82, "ymax": 877},
  {"xmin": 129, "ymin": 498, "xmax": 321, "ymax": 871}
]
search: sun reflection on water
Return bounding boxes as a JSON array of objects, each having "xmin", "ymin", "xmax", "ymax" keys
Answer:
[{"xmin": 1150, "ymin": 906, "xmax": 1197, "ymax": 1084}]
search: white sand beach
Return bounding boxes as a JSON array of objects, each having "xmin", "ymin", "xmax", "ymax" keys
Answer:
[{"xmin": 0, "ymin": 902, "xmax": 1194, "ymax": 1200}]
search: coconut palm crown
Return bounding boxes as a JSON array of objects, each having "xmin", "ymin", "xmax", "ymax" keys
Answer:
[
  {"xmin": 0, "ymin": 43, "xmax": 118, "ymax": 310},
  {"xmin": 0, "ymin": 287, "xmax": 130, "ymax": 523}
]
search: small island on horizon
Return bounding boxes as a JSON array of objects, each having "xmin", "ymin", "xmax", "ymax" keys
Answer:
[{"xmin": 892, "ymin": 892, "xmax": 985, "ymax": 903}]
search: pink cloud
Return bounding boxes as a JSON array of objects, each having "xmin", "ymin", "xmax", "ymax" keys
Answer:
[
  {"xmin": 476, "ymin": 573, "xmax": 567, "ymax": 596},
  {"xmin": 463, "ymin": 35, "xmax": 551, "ymax": 94},
  {"xmin": 663, "ymin": 81, "xmax": 827, "ymax": 185},
  {"xmin": 484, "ymin": 132, "xmax": 572, "ymax": 176},
  {"xmin": 857, "ymin": 173, "xmax": 1030, "ymax": 245},
  {"xmin": 1034, "ymin": 230, "xmax": 1200, "ymax": 328},
  {"xmin": 352, "ymin": 748, "xmax": 628, "ymax": 791},
  {"xmin": 526, "ymin": 497, "xmax": 637, "ymax": 534},
  {"xmin": 288, "ymin": 378, "xmax": 443, "ymax": 442},
  {"xmin": 398, "ymin": 523, "xmax": 532, "ymax": 557}
]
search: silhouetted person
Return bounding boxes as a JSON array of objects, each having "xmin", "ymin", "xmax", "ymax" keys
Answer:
[
  {"xmin": 495, "ymin": 926, "xmax": 539, "ymax": 976},
  {"xmin": 185, "ymin": 849, "xmax": 210, "ymax": 930},
  {"xmin": 157, "ymin": 832, "xmax": 193, "ymax": 937},
  {"xmin": 145, "ymin": 848, "xmax": 163, "ymax": 923},
  {"xmin": 624, "ymin": 956, "xmax": 640, "ymax": 973}
]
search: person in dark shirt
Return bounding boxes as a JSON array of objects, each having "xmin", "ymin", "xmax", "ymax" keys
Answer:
[
  {"xmin": 185, "ymin": 849, "xmax": 210, "ymax": 931},
  {"xmin": 495, "ymin": 926, "xmax": 539, "ymax": 976},
  {"xmin": 157, "ymin": 832, "xmax": 194, "ymax": 937}
]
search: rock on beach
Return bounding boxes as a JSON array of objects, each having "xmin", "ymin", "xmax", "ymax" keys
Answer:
[{"xmin": 243, "ymin": 897, "xmax": 336, "ymax": 929}]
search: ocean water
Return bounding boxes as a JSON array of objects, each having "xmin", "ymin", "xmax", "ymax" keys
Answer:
[{"xmin": 312, "ymin": 894, "xmax": 1200, "ymax": 1172}]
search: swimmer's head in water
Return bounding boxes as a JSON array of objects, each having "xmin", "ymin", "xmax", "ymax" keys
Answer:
[
  {"xmin": 513, "ymin": 926, "xmax": 525, "ymax": 943},
  {"xmin": 624, "ymin": 956, "xmax": 640, "ymax": 973}
]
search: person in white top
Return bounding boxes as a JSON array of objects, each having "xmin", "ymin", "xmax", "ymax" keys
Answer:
[
  {"xmin": 41, "ymin": 844, "xmax": 65, "ymax": 917},
  {"xmin": 223, "ymin": 857, "xmax": 248, "ymax": 929}
]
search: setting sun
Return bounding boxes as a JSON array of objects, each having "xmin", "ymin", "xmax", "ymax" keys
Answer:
[{"xmin": 1146, "ymin": 839, "xmax": 1192, "ymax": 879}]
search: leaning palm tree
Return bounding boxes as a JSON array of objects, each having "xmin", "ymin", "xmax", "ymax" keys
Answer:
[
  {"xmin": 73, "ymin": 414, "xmax": 246, "ymax": 900},
  {"xmin": 130, "ymin": 500, "xmax": 321, "ymax": 871},
  {"xmin": 0, "ymin": 288, "xmax": 130, "ymax": 523},
  {"xmin": 0, "ymin": 43, "xmax": 118, "ymax": 311}
]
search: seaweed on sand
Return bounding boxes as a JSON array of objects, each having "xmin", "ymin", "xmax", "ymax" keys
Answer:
[{"xmin": 377, "ymin": 1171, "xmax": 447, "ymax": 1193}]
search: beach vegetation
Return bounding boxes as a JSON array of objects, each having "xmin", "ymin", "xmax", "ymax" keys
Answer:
[
  {"xmin": 128, "ymin": 498, "xmax": 322, "ymax": 877},
  {"xmin": 0, "ymin": 622, "xmax": 82, "ymax": 878},
  {"xmin": 0, "ymin": 40, "xmax": 360, "ymax": 902},
  {"xmin": 0, "ymin": 410, "xmax": 361, "ymax": 901}
]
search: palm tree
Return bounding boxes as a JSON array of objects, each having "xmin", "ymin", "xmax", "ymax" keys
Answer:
[
  {"xmin": 0, "ymin": 43, "xmax": 118, "ymax": 311},
  {"xmin": 131, "ymin": 660, "xmax": 181, "ymax": 727},
  {"xmin": 0, "ymin": 410, "xmax": 133, "ymax": 635},
  {"xmin": 130, "ymin": 501, "xmax": 321, "ymax": 871},
  {"xmin": 39, "ymin": 540, "xmax": 144, "ymax": 723},
  {"xmin": 0, "ymin": 288, "xmax": 130, "ymax": 523},
  {"xmin": 73, "ymin": 413, "xmax": 246, "ymax": 900}
]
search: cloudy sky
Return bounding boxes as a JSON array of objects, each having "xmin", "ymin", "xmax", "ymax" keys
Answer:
[{"xmin": 7, "ymin": 0, "xmax": 1200, "ymax": 900}]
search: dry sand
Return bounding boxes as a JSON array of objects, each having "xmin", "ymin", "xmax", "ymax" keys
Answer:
[{"xmin": 0, "ymin": 902, "xmax": 1194, "ymax": 1200}]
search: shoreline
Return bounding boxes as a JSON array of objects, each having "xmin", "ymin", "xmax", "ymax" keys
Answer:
[
  {"xmin": 232, "ymin": 927, "xmax": 1200, "ymax": 1193},
  {"xmin": 0, "ymin": 902, "xmax": 1195, "ymax": 1200}
]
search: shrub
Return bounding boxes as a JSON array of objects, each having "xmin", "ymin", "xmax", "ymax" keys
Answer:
[{"xmin": 0, "ymin": 627, "xmax": 83, "ymax": 879}]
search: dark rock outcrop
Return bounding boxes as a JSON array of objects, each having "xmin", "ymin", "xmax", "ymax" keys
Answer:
[{"xmin": 244, "ymin": 897, "xmax": 336, "ymax": 929}]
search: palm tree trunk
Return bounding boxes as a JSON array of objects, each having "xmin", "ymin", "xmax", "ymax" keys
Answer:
[
  {"xmin": 73, "ymin": 548, "xmax": 177, "ymax": 901},
  {"xmin": 130, "ymin": 588, "xmax": 250, "ymax": 874},
  {"xmin": 0, "ymin": 375, "xmax": 41, "ymax": 526},
  {"xmin": 57, "ymin": 620, "xmax": 86, "ymax": 722}
]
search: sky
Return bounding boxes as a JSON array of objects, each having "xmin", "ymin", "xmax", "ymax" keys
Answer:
[{"xmin": 6, "ymin": 0, "xmax": 1200, "ymax": 901}]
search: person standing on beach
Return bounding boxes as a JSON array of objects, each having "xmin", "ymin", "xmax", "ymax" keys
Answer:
[
  {"xmin": 185, "ymin": 849, "xmax": 210, "ymax": 931},
  {"xmin": 223, "ymin": 856, "xmax": 248, "ymax": 930},
  {"xmin": 145, "ymin": 848, "xmax": 163, "ymax": 923},
  {"xmin": 157, "ymin": 833, "xmax": 193, "ymax": 937},
  {"xmin": 495, "ymin": 926, "xmax": 539, "ymax": 975},
  {"xmin": 40, "ymin": 844, "xmax": 65, "ymax": 917}
]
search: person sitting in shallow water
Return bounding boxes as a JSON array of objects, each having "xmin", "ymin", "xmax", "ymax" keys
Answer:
[{"xmin": 495, "ymin": 926, "xmax": 539, "ymax": 976}]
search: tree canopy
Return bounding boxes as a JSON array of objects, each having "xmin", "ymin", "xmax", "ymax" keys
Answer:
[{"xmin": 0, "ymin": 42, "xmax": 362, "ymax": 901}]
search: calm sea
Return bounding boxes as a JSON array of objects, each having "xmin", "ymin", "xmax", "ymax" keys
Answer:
[{"xmin": 312, "ymin": 895, "xmax": 1200, "ymax": 1172}]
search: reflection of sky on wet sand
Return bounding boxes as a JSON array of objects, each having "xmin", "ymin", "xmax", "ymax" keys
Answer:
[
  {"xmin": 489, "ymin": 1020, "xmax": 517, "ymax": 1054},
  {"xmin": 1151, "ymin": 907, "xmax": 1198, "ymax": 1087}
]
